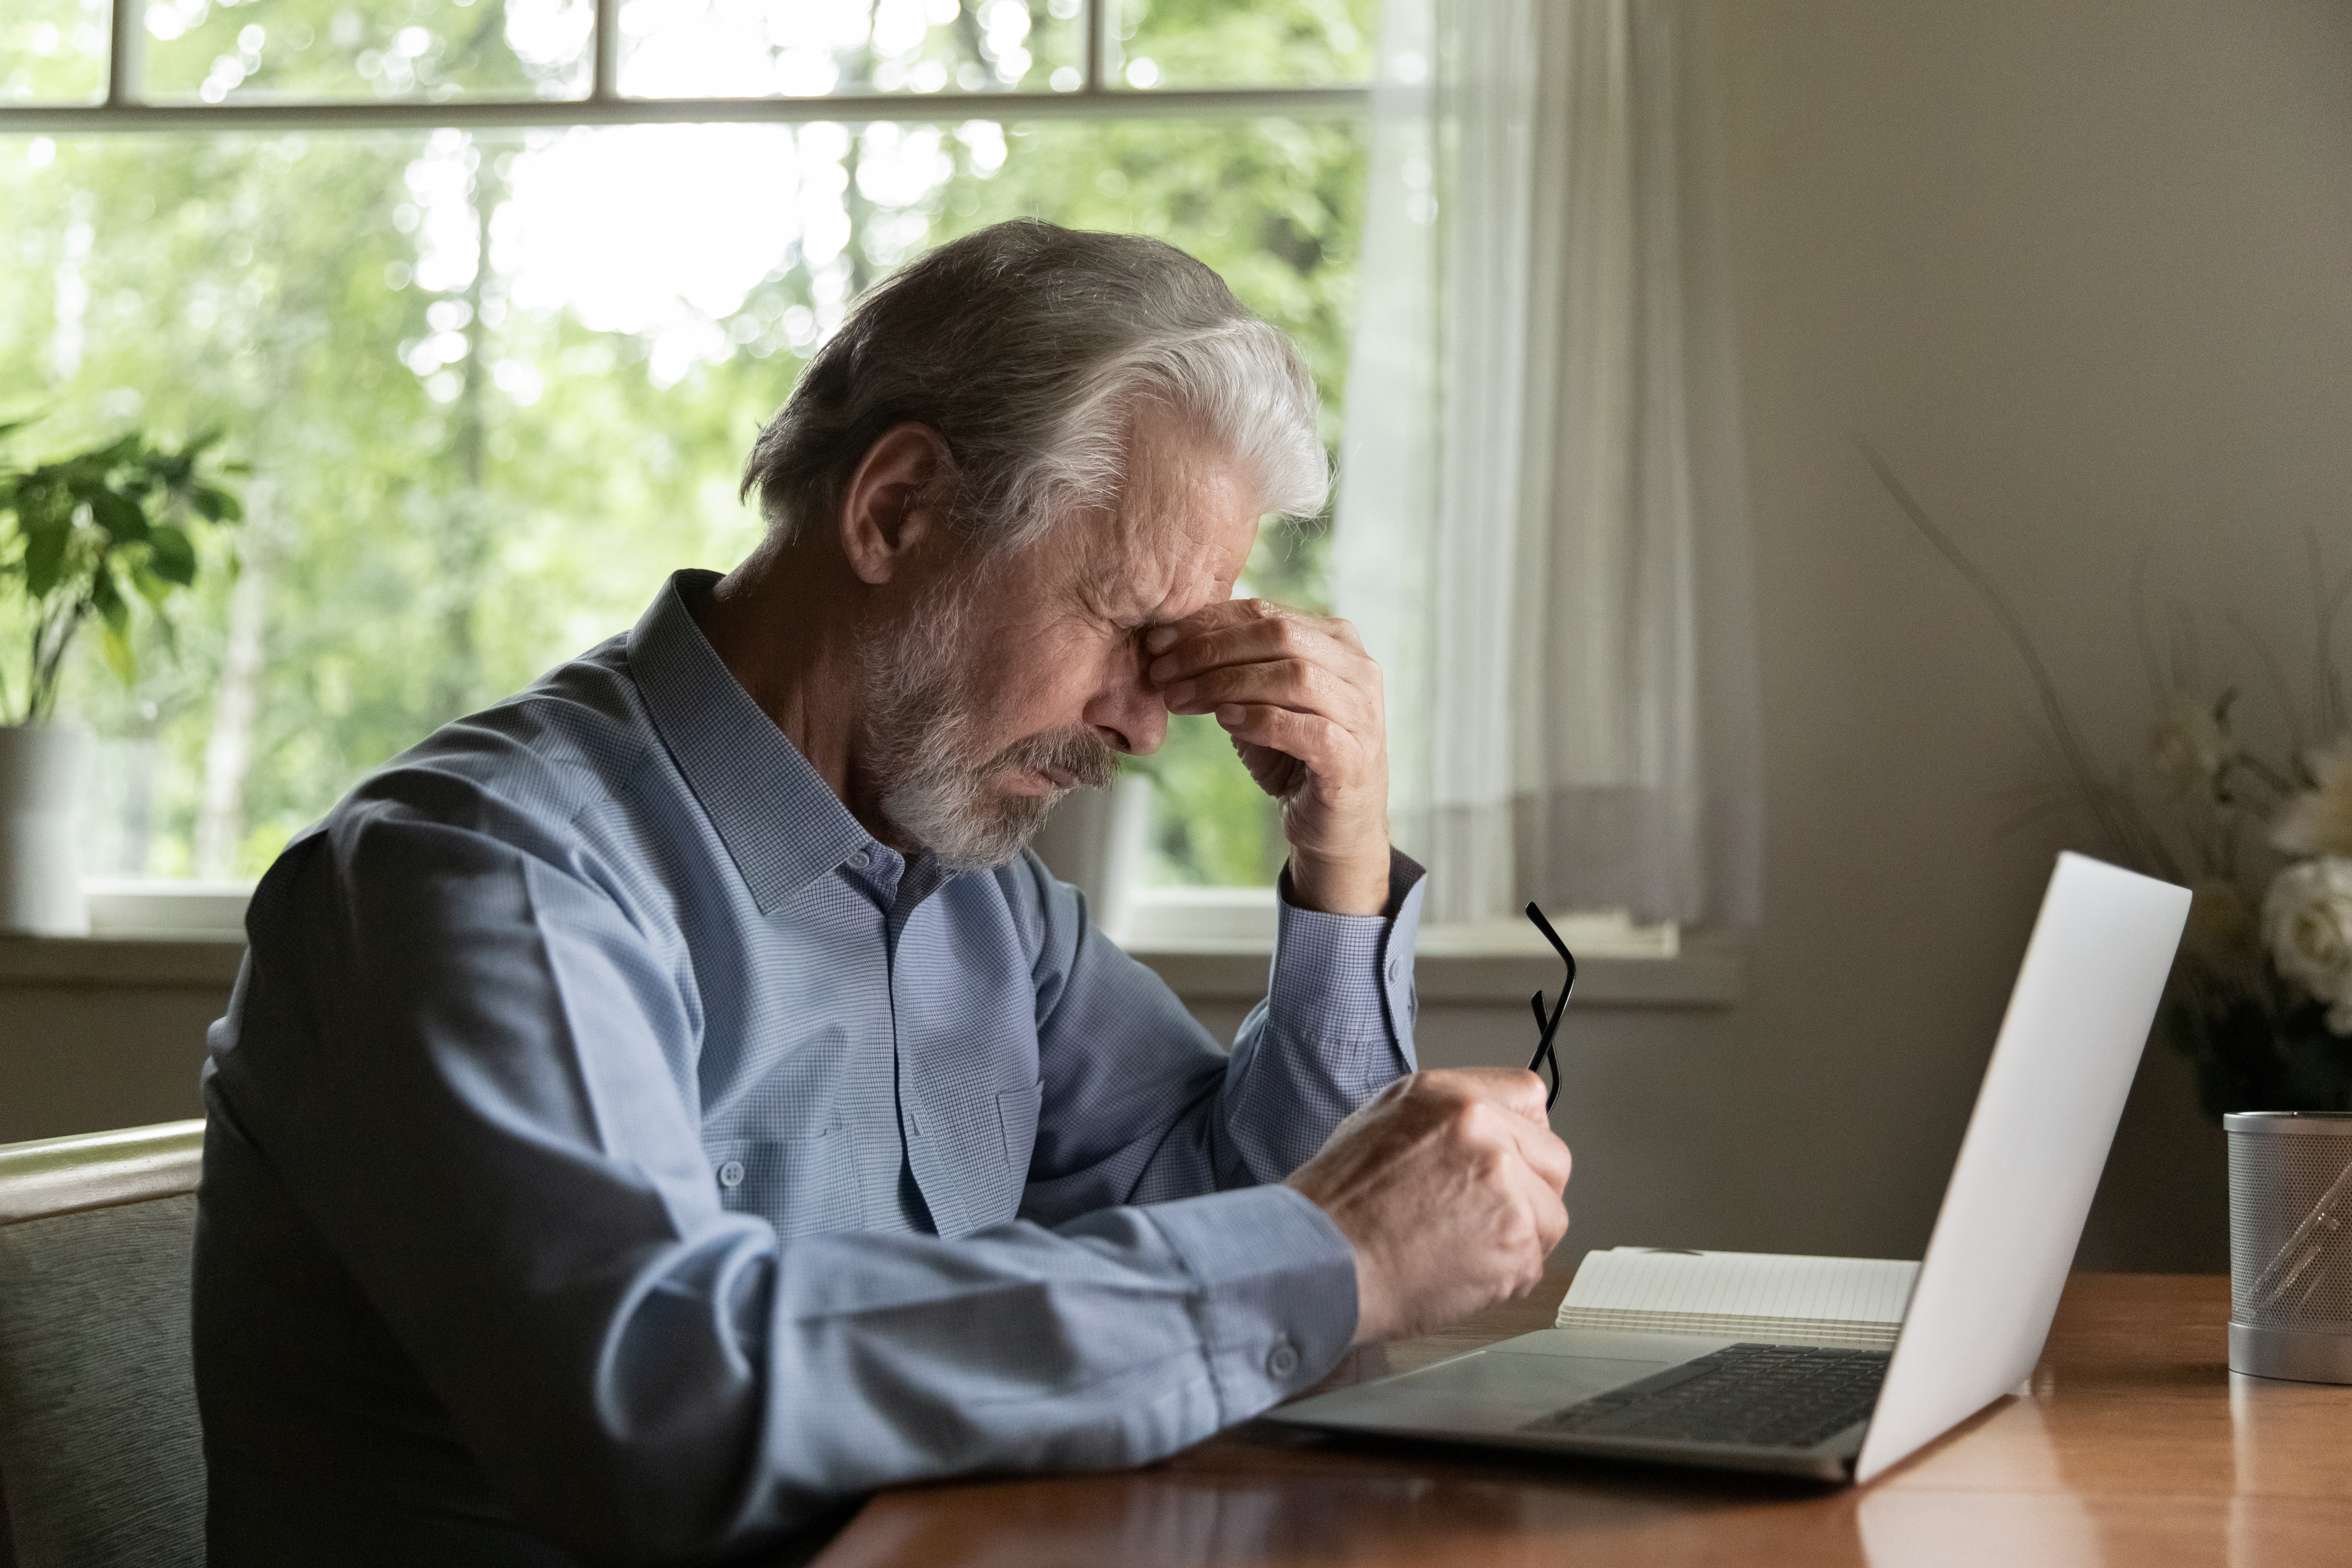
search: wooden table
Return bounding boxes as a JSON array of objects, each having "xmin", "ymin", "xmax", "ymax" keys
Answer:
[{"xmin": 812, "ymin": 1269, "xmax": 2352, "ymax": 1567}]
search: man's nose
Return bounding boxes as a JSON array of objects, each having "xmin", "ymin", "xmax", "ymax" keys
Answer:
[{"xmin": 1084, "ymin": 661, "xmax": 1169, "ymax": 756}]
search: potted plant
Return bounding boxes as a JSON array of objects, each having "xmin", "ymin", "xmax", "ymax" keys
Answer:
[{"xmin": 0, "ymin": 423, "xmax": 244, "ymax": 935}]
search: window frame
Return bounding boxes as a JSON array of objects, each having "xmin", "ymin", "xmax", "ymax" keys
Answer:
[
  {"xmin": 0, "ymin": 0, "xmax": 1369, "ymax": 131},
  {"xmin": 8, "ymin": 0, "xmax": 1372, "ymax": 902}
]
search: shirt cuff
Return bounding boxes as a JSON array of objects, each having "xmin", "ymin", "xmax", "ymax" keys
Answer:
[
  {"xmin": 1145, "ymin": 1183, "xmax": 1360, "ymax": 1420},
  {"xmin": 1268, "ymin": 848, "xmax": 1426, "ymax": 1068}
]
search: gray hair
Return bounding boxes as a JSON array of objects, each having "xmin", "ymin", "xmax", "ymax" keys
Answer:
[{"xmin": 740, "ymin": 220, "xmax": 1328, "ymax": 557}]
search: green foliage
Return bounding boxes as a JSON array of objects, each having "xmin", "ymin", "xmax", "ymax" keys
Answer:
[
  {"xmin": 139, "ymin": 0, "xmax": 1084, "ymax": 104},
  {"xmin": 0, "ymin": 0, "xmax": 1370, "ymax": 880},
  {"xmin": 1116, "ymin": 0, "xmax": 1375, "ymax": 88},
  {"xmin": 0, "ymin": 0, "xmax": 105, "ymax": 103},
  {"xmin": 0, "ymin": 423, "xmax": 243, "ymax": 723},
  {"xmin": 145, "ymin": 0, "xmax": 571, "ymax": 103}
]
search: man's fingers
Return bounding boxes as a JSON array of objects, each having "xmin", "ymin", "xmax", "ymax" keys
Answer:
[
  {"xmin": 1144, "ymin": 595, "xmax": 1280, "ymax": 654},
  {"xmin": 1298, "ymin": 1066, "xmax": 1576, "ymax": 1342},
  {"xmin": 1233, "ymin": 738, "xmax": 1307, "ymax": 799},
  {"xmin": 1423, "ymin": 1066, "xmax": 1551, "ymax": 1126},
  {"xmin": 1489, "ymin": 1157, "xmax": 1568, "ymax": 1296},
  {"xmin": 1418, "ymin": 1067, "xmax": 1570, "ymax": 1191},
  {"xmin": 1510, "ymin": 1119, "xmax": 1574, "ymax": 1195},
  {"xmin": 1145, "ymin": 603, "xmax": 1383, "ymax": 728},
  {"xmin": 1210, "ymin": 704, "xmax": 1358, "ymax": 781},
  {"xmin": 1165, "ymin": 657, "xmax": 1369, "ymax": 730},
  {"xmin": 1149, "ymin": 605, "xmax": 1364, "ymax": 687},
  {"xmin": 1519, "ymin": 1184, "xmax": 1571, "ymax": 1282},
  {"xmin": 1470, "ymin": 1088, "xmax": 1570, "ymax": 1204},
  {"xmin": 1421, "ymin": 1071, "xmax": 1570, "ymax": 1197}
]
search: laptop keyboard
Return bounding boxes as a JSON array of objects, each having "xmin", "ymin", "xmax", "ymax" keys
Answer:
[{"xmin": 1520, "ymin": 1343, "xmax": 1890, "ymax": 1450}]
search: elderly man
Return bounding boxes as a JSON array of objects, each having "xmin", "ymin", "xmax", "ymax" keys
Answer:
[{"xmin": 193, "ymin": 220, "xmax": 1572, "ymax": 1566}]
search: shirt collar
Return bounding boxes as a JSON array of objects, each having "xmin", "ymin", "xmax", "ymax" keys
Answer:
[{"xmin": 626, "ymin": 569, "xmax": 874, "ymax": 914}]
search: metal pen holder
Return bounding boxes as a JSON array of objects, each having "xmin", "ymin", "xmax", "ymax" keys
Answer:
[{"xmin": 2228, "ymin": 1111, "xmax": 2352, "ymax": 1383}]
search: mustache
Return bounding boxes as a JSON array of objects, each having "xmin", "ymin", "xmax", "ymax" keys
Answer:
[{"xmin": 987, "ymin": 726, "xmax": 1119, "ymax": 792}]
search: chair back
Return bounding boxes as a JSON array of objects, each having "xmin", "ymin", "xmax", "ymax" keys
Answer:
[{"xmin": 0, "ymin": 1122, "xmax": 205, "ymax": 1568}]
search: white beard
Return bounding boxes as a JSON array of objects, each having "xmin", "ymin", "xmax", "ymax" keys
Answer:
[{"xmin": 858, "ymin": 584, "xmax": 1118, "ymax": 872}]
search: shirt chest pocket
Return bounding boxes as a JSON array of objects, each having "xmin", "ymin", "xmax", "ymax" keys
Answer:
[
  {"xmin": 710, "ymin": 1121, "xmax": 861, "ymax": 1240},
  {"xmin": 996, "ymin": 1086, "xmax": 1041, "ymax": 1177}
]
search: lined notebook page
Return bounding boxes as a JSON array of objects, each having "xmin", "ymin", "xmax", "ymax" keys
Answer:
[{"xmin": 1555, "ymin": 1249, "xmax": 1920, "ymax": 1349}]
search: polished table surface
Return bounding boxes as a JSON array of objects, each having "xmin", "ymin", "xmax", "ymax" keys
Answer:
[{"xmin": 810, "ymin": 1267, "xmax": 2352, "ymax": 1567}]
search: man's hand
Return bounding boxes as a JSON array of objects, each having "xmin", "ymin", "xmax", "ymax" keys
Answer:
[
  {"xmin": 1285, "ymin": 1069, "xmax": 1572, "ymax": 1344},
  {"xmin": 1146, "ymin": 600, "xmax": 1389, "ymax": 916}
]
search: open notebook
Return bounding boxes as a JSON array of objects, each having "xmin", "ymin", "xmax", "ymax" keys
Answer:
[{"xmin": 1556, "ymin": 1249, "xmax": 1921, "ymax": 1351}]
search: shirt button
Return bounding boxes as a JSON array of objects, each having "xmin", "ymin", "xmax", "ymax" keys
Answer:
[
  {"xmin": 847, "ymin": 851, "xmax": 872, "ymax": 871},
  {"xmin": 1266, "ymin": 1338, "xmax": 1300, "ymax": 1379},
  {"xmin": 716, "ymin": 1159, "xmax": 745, "ymax": 1189}
]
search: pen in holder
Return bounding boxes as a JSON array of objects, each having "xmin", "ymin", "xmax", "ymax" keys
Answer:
[{"xmin": 2227, "ymin": 1112, "xmax": 2352, "ymax": 1383}]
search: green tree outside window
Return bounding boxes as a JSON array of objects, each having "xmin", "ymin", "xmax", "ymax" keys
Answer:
[{"xmin": 0, "ymin": 0, "xmax": 1372, "ymax": 886}]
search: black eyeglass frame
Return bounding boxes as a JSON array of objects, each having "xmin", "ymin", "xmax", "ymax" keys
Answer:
[{"xmin": 1524, "ymin": 901, "xmax": 1577, "ymax": 1111}]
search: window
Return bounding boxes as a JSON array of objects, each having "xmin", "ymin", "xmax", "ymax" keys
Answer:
[{"xmin": 1, "ymin": 0, "xmax": 1370, "ymax": 897}]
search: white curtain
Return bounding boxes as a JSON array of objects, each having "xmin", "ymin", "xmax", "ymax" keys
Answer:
[{"xmin": 1333, "ymin": 0, "xmax": 1761, "ymax": 928}]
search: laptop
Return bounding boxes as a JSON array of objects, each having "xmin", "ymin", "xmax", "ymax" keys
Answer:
[{"xmin": 1269, "ymin": 851, "xmax": 2190, "ymax": 1484}]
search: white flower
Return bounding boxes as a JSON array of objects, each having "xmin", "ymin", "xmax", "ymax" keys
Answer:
[
  {"xmin": 2262, "ymin": 856, "xmax": 2352, "ymax": 1035},
  {"xmin": 2149, "ymin": 693, "xmax": 2230, "ymax": 796},
  {"xmin": 2272, "ymin": 735, "xmax": 2352, "ymax": 857}
]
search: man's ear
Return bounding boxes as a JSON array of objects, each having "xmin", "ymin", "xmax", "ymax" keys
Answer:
[{"xmin": 838, "ymin": 423, "xmax": 954, "ymax": 586}]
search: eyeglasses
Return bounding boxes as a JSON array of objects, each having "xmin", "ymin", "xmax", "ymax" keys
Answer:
[{"xmin": 1525, "ymin": 901, "xmax": 1577, "ymax": 1112}]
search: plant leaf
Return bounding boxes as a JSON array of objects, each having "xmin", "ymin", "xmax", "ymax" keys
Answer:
[
  {"xmin": 91, "ymin": 561, "xmax": 131, "ymax": 633},
  {"xmin": 88, "ymin": 486, "xmax": 150, "ymax": 543},
  {"xmin": 99, "ymin": 618, "xmax": 136, "ymax": 685},
  {"xmin": 192, "ymin": 485, "xmax": 243, "ymax": 523},
  {"xmin": 22, "ymin": 519, "xmax": 68, "ymax": 597},
  {"xmin": 147, "ymin": 522, "xmax": 197, "ymax": 585}
]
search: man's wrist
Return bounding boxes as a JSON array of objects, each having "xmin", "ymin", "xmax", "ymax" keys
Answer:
[{"xmin": 1284, "ymin": 848, "xmax": 1392, "ymax": 917}]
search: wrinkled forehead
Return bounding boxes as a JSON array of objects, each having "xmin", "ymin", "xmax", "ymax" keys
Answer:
[{"xmin": 1064, "ymin": 418, "xmax": 1266, "ymax": 624}]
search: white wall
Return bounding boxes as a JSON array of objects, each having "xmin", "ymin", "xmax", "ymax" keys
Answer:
[
  {"xmin": 1331, "ymin": 0, "xmax": 2347, "ymax": 1273},
  {"xmin": 1616, "ymin": 0, "xmax": 2352, "ymax": 1269}
]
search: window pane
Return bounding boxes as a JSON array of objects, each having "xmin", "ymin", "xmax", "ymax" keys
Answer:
[
  {"xmin": 142, "ymin": 0, "xmax": 590, "ymax": 103},
  {"xmin": 618, "ymin": 0, "xmax": 1084, "ymax": 99},
  {"xmin": 1109, "ymin": 0, "xmax": 1375, "ymax": 91},
  {"xmin": 2, "ymin": 111, "xmax": 1360, "ymax": 887},
  {"xmin": 1, "ymin": 0, "xmax": 107, "ymax": 103}
]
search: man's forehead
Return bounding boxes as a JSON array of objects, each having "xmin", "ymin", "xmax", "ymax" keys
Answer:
[{"xmin": 1092, "ymin": 428, "xmax": 1262, "ymax": 621}]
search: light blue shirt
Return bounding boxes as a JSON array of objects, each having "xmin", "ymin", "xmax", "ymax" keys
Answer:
[{"xmin": 193, "ymin": 571, "xmax": 1427, "ymax": 1566}]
